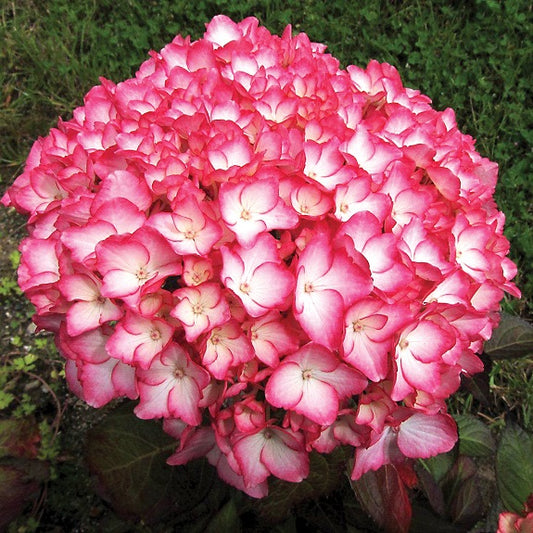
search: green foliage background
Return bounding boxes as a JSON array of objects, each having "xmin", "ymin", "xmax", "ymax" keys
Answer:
[{"xmin": 0, "ymin": 1, "xmax": 531, "ymax": 531}]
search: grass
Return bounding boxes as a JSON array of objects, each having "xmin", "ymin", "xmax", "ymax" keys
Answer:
[{"xmin": 0, "ymin": 0, "xmax": 532, "ymax": 530}]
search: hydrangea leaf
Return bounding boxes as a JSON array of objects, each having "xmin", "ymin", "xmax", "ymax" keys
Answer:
[
  {"xmin": 484, "ymin": 314, "xmax": 533, "ymax": 359},
  {"xmin": 0, "ymin": 459, "xmax": 49, "ymax": 530},
  {"xmin": 454, "ymin": 414, "xmax": 496, "ymax": 457},
  {"xmin": 85, "ymin": 402, "xmax": 219, "ymax": 523},
  {"xmin": 350, "ymin": 464, "xmax": 411, "ymax": 533},
  {"xmin": 496, "ymin": 423, "xmax": 533, "ymax": 513},
  {"xmin": 448, "ymin": 474, "xmax": 484, "ymax": 528},
  {"xmin": 409, "ymin": 504, "xmax": 465, "ymax": 533},
  {"xmin": 204, "ymin": 498, "xmax": 241, "ymax": 533},
  {"xmin": 414, "ymin": 461, "xmax": 447, "ymax": 516},
  {"xmin": 0, "ymin": 418, "xmax": 40, "ymax": 459},
  {"xmin": 419, "ymin": 451, "xmax": 456, "ymax": 484}
]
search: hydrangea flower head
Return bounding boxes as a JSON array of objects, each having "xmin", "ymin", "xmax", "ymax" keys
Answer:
[{"xmin": 2, "ymin": 14, "xmax": 519, "ymax": 497}]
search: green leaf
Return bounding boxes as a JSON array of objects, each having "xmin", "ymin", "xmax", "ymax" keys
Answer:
[
  {"xmin": 205, "ymin": 498, "xmax": 241, "ymax": 533},
  {"xmin": 496, "ymin": 423, "xmax": 533, "ymax": 513},
  {"xmin": 85, "ymin": 401, "xmax": 219, "ymax": 523},
  {"xmin": 454, "ymin": 414, "xmax": 496, "ymax": 457},
  {"xmin": 484, "ymin": 314, "xmax": 533, "ymax": 359},
  {"xmin": 0, "ymin": 390, "xmax": 14, "ymax": 410},
  {"xmin": 419, "ymin": 451, "xmax": 456, "ymax": 484}
]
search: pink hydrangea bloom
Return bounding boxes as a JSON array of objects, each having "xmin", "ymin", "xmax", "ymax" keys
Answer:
[{"xmin": 1, "ymin": 14, "xmax": 519, "ymax": 497}]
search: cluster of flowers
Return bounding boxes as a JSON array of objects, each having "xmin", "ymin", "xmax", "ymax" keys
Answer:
[{"xmin": 2, "ymin": 15, "xmax": 519, "ymax": 497}]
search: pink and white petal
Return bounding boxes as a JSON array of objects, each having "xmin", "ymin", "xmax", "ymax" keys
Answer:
[
  {"xmin": 61, "ymin": 221, "xmax": 116, "ymax": 263},
  {"xmin": 210, "ymin": 449, "xmax": 269, "ymax": 499},
  {"xmin": 249, "ymin": 313, "xmax": 299, "ymax": 366},
  {"xmin": 203, "ymin": 349, "xmax": 233, "ymax": 380},
  {"xmin": 233, "ymin": 432, "xmax": 270, "ymax": 487},
  {"xmin": 106, "ymin": 323, "xmax": 145, "ymax": 365},
  {"xmin": 100, "ymin": 270, "xmax": 141, "ymax": 299},
  {"xmin": 260, "ymin": 430, "xmax": 308, "ymax": 482},
  {"xmin": 100, "ymin": 299, "xmax": 123, "ymax": 323},
  {"xmin": 218, "ymin": 182, "xmax": 246, "ymax": 225},
  {"xmin": 318, "ymin": 364, "xmax": 367, "ymax": 398},
  {"xmin": 390, "ymin": 363, "xmax": 416, "ymax": 402},
  {"xmin": 295, "ymin": 288, "xmax": 344, "ymax": 350},
  {"xmin": 64, "ymin": 327, "xmax": 109, "ymax": 364},
  {"xmin": 351, "ymin": 427, "xmax": 399, "ymax": 480},
  {"xmin": 93, "ymin": 198, "xmax": 146, "ymax": 234},
  {"xmin": 78, "ymin": 358, "xmax": 120, "ymax": 408},
  {"xmin": 286, "ymin": 342, "xmax": 338, "ymax": 373},
  {"xmin": 110, "ymin": 361, "xmax": 138, "ymax": 399},
  {"xmin": 65, "ymin": 359, "xmax": 84, "ymax": 400},
  {"xmin": 343, "ymin": 334, "xmax": 391, "ymax": 382},
  {"xmin": 296, "ymin": 234, "xmax": 331, "ymax": 280},
  {"xmin": 230, "ymin": 218, "xmax": 267, "ymax": 248},
  {"xmin": 247, "ymin": 262, "xmax": 294, "ymax": 312},
  {"xmin": 265, "ymin": 362, "xmax": 304, "ymax": 409},
  {"xmin": 167, "ymin": 427, "xmax": 216, "ymax": 465},
  {"xmin": 400, "ymin": 354, "xmax": 442, "ymax": 393},
  {"xmin": 297, "ymin": 378, "xmax": 339, "ymax": 425},
  {"xmin": 135, "ymin": 379, "xmax": 172, "ymax": 419},
  {"xmin": 66, "ymin": 301, "xmax": 104, "ymax": 336},
  {"xmin": 343, "ymin": 126, "xmax": 401, "ymax": 175},
  {"xmin": 260, "ymin": 200, "xmax": 299, "ymax": 231},
  {"xmin": 96, "ymin": 239, "xmax": 149, "ymax": 275},
  {"xmin": 194, "ymin": 216, "xmax": 223, "ymax": 255},
  {"xmin": 318, "ymin": 250, "xmax": 372, "ymax": 306},
  {"xmin": 371, "ymin": 262, "xmax": 413, "ymax": 294},
  {"xmin": 133, "ymin": 335, "xmax": 169, "ymax": 369},
  {"xmin": 59, "ymin": 274, "xmax": 99, "ymax": 302},
  {"xmin": 219, "ymin": 246, "xmax": 245, "ymax": 286},
  {"xmin": 168, "ymin": 377, "xmax": 203, "ymax": 425},
  {"xmin": 239, "ymin": 179, "xmax": 279, "ymax": 214},
  {"xmin": 397, "ymin": 413, "xmax": 457, "ymax": 459},
  {"xmin": 239, "ymin": 233, "xmax": 281, "ymax": 274},
  {"xmin": 405, "ymin": 322, "xmax": 455, "ymax": 363}
]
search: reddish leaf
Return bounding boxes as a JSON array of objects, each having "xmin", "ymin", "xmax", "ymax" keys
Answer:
[
  {"xmin": 448, "ymin": 475, "xmax": 484, "ymax": 528},
  {"xmin": 0, "ymin": 458, "xmax": 49, "ymax": 529},
  {"xmin": 443, "ymin": 455, "xmax": 477, "ymax": 488},
  {"xmin": 0, "ymin": 418, "xmax": 40, "ymax": 459},
  {"xmin": 350, "ymin": 463, "xmax": 412, "ymax": 533},
  {"xmin": 440, "ymin": 455, "xmax": 478, "ymax": 516},
  {"xmin": 415, "ymin": 461, "xmax": 447, "ymax": 517}
]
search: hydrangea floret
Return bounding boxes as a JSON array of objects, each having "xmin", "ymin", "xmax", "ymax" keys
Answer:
[{"xmin": 2, "ymin": 15, "xmax": 519, "ymax": 497}]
